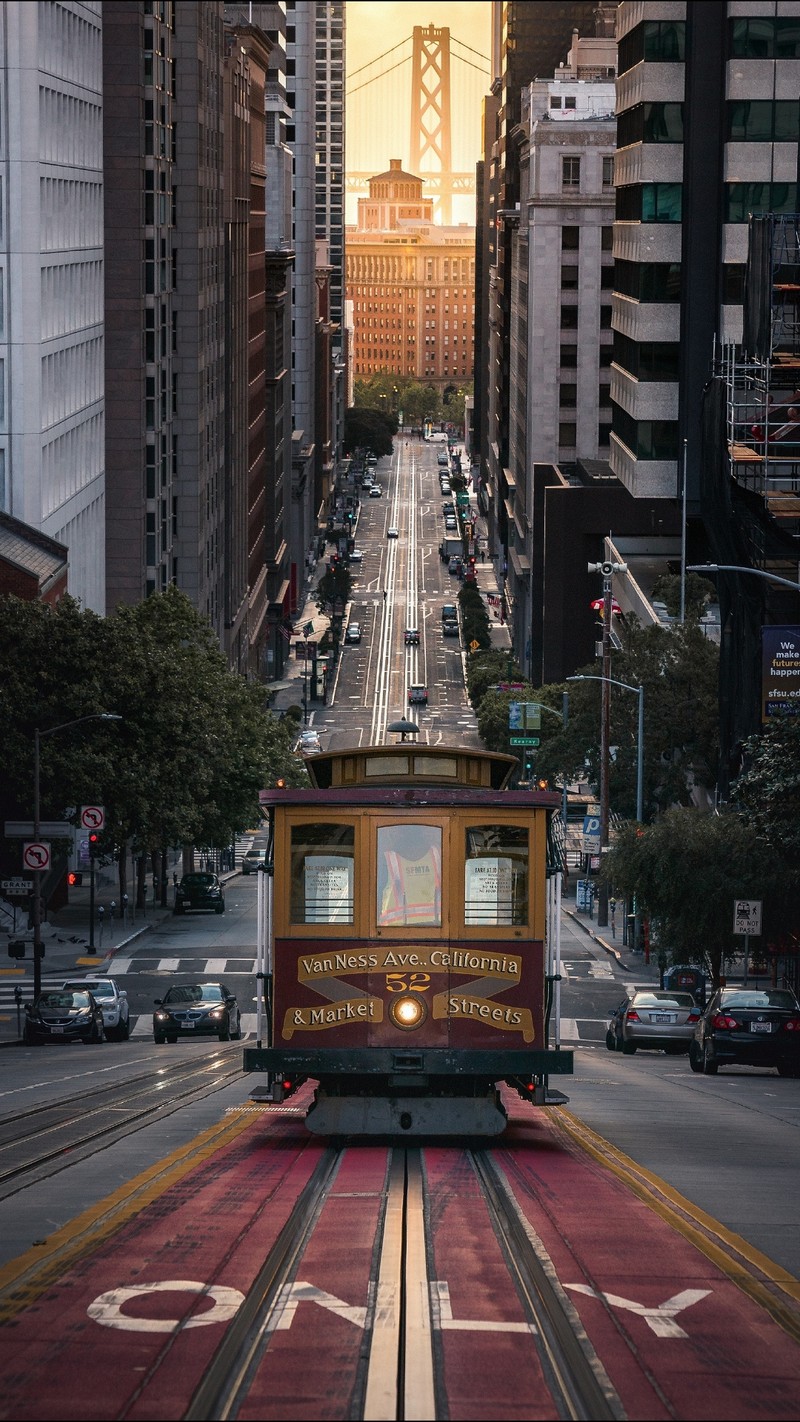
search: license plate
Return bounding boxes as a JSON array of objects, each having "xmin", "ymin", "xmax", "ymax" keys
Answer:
[
  {"xmin": 51, "ymin": 1026, "xmax": 66, "ymax": 1034},
  {"xmin": 180, "ymin": 1022, "xmax": 196, "ymax": 1029},
  {"xmin": 751, "ymin": 1021, "xmax": 772, "ymax": 1033},
  {"xmin": 651, "ymin": 1014, "xmax": 674, "ymax": 1024}
]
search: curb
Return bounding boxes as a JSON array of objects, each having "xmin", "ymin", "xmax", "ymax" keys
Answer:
[{"xmin": 563, "ymin": 906, "xmax": 630, "ymax": 970}]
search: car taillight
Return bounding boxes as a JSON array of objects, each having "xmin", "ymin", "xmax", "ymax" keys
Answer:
[
  {"xmin": 625, "ymin": 1009, "xmax": 640, "ymax": 1022},
  {"xmin": 712, "ymin": 1013, "xmax": 739, "ymax": 1030},
  {"xmin": 781, "ymin": 1018, "xmax": 800, "ymax": 1033},
  {"xmin": 687, "ymin": 1012, "xmax": 701, "ymax": 1024}
]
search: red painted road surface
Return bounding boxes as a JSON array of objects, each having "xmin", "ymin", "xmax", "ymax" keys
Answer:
[{"xmin": 1, "ymin": 1090, "xmax": 799, "ymax": 1420}]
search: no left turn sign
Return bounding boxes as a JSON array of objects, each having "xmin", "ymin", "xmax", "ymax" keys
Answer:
[
  {"xmin": 23, "ymin": 842, "xmax": 51, "ymax": 871},
  {"xmin": 81, "ymin": 806, "xmax": 105, "ymax": 830}
]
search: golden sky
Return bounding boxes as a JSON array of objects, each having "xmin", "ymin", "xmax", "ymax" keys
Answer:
[{"xmin": 346, "ymin": 1, "xmax": 492, "ymax": 224}]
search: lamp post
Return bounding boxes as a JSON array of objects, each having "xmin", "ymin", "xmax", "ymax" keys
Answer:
[
  {"xmin": 687, "ymin": 563, "xmax": 800, "ymax": 593},
  {"xmin": 32, "ymin": 713, "xmax": 122, "ymax": 999},
  {"xmin": 568, "ymin": 674, "xmax": 644, "ymax": 937},
  {"xmin": 585, "ymin": 559, "xmax": 628, "ymax": 925},
  {"xmin": 301, "ymin": 620, "xmax": 314, "ymax": 724}
]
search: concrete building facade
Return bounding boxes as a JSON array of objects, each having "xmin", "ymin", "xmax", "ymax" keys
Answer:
[{"xmin": 0, "ymin": 0, "xmax": 105, "ymax": 612}]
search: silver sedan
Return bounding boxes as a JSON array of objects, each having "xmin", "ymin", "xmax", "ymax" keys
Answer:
[{"xmin": 607, "ymin": 989, "xmax": 700, "ymax": 1055}]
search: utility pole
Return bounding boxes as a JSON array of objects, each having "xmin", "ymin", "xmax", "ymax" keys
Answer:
[{"xmin": 587, "ymin": 558, "xmax": 627, "ymax": 928}]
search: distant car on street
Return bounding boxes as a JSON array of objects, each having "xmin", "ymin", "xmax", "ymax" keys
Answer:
[
  {"xmin": 387, "ymin": 526, "xmax": 399, "ymax": 538},
  {"xmin": 173, "ymin": 872, "xmax": 225, "ymax": 916},
  {"xmin": 442, "ymin": 618, "xmax": 459, "ymax": 637},
  {"xmin": 153, "ymin": 982, "xmax": 241, "ymax": 1044},
  {"xmin": 348, "ymin": 548, "xmax": 363, "ymax": 562},
  {"xmin": 607, "ymin": 989, "xmax": 700, "ymax": 1055},
  {"xmin": 408, "ymin": 683, "xmax": 428, "ymax": 705},
  {"xmin": 345, "ymin": 621, "xmax": 362, "ymax": 644},
  {"xmin": 242, "ymin": 848, "xmax": 265, "ymax": 875},
  {"xmin": 24, "ymin": 989, "xmax": 105, "ymax": 1046},
  {"xmin": 296, "ymin": 728, "xmax": 322, "ymax": 753},
  {"xmin": 689, "ymin": 986, "xmax": 800, "ymax": 1076},
  {"xmin": 60, "ymin": 978, "xmax": 130, "ymax": 1040},
  {"xmin": 369, "ymin": 486, "xmax": 382, "ymax": 498},
  {"xmin": 404, "ymin": 627, "xmax": 420, "ymax": 645}
]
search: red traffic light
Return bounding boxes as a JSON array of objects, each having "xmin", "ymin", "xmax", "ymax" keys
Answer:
[
  {"xmin": 88, "ymin": 832, "xmax": 99, "ymax": 847},
  {"xmin": 67, "ymin": 871, "xmax": 83, "ymax": 887}
]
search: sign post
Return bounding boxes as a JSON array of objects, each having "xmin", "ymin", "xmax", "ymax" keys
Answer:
[{"xmin": 734, "ymin": 899, "xmax": 763, "ymax": 985}]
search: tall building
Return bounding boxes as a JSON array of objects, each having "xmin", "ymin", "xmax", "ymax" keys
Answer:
[
  {"xmin": 347, "ymin": 160, "xmax": 476, "ymax": 389},
  {"xmin": 0, "ymin": 0, "xmax": 105, "ymax": 612}
]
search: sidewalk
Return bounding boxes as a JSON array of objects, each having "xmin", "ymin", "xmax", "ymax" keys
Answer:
[
  {"xmin": 0, "ymin": 868, "xmax": 241, "ymax": 1047},
  {"xmin": 561, "ymin": 882, "xmax": 661, "ymax": 980}
]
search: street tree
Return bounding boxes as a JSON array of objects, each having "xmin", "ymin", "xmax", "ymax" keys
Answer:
[
  {"xmin": 603, "ymin": 809, "xmax": 796, "ymax": 986},
  {"xmin": 344, "ymin": 406, "xmax": 395, "ymax": 457},
  {"xmin": 732, "ymin": 713, "xmax": 800, "ymax": 859}
]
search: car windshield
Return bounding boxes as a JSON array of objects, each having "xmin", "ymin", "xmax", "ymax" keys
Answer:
[
  {"xmin": 634, "ymin": 992, "xmax": 695, "ymax": 1008},
  {"xmin": 721, "ymin": 990, "xmax": 798, "ymax": 1010},
  {"xmin": 163, "ymin": 984, "xmax": 226, "ymax": 1005},
  {"xmin": 182, "ymin": 874, "xmax": 216, "ymax": 885},
  {"xmin": 65, "ymin": 980, "xmax": 113, "ymax": 998},
  {"xmin": 40, "ymin": 991, "xmax": 89, "ymax": 1008}
]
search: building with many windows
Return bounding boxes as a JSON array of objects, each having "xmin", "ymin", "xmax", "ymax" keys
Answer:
[
  {"xmin": 0, "ymin": 0, "xmax": 105, "ymax": 612},
  {"xmin": 347, "ymin": 160, "xmax": 475, "ymax": 390}
]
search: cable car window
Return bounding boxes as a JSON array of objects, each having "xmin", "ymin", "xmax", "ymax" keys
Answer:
[
  {"xmin": 377, "ymin": 824, "xmax": 442, "ymax": 927},
  {"xmin": 464, "ymin": 826, "xmax": 529, "ymax": 926},
  {"xmin": 290, "ymin": 823, "xmax": 355, "ymax": 924}
]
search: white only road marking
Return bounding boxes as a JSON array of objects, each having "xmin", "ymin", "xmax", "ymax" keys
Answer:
[
  {"xmin": 431, "ymin": 1280, "xmax": 535, "ymax": 1333},
  {"xmin": 88, "ymin": 1282, "xmax": 244, "ymax": 1332},
  {"xmin": 267, "ymin": 1282, "xmax": 367, "ymax": 1332},
  {"xmin": 565, "ymin": 1284, "xmax": 711, "ymax": 1337}
]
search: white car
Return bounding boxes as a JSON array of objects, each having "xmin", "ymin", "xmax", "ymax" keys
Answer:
[
  {"xmin": 61, "ymin": 977, "xmax": 130, "ymax": 1041},
  {"xmin": 296, "ymin": 729, "xmax": 321, "ymax": 753},
  {"xmin": 387, "ymin": 526, "xmax": 399, "ymax": 538}
]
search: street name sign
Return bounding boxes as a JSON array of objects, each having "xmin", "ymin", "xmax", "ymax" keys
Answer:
[{"xmin": 509, "ymin": 736, "xmax": 540, "ymax": 747}]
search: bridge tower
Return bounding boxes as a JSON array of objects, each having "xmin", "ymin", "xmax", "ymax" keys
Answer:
[{"xmin": 409, "ymin": 25, "xmax": 454, "ymax": 224}]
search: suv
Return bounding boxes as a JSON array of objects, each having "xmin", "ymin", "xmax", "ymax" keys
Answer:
[
  {"xmin": 441, "ymin": 603, "xmax": 458, "ymax": 624},
  {"xmin": 61, "ymin": 977, "xmax": 130, "ymax": 1041},
  {"xmin": 174, "ymin": 872, "xmax": 225, "ymax": 915}
]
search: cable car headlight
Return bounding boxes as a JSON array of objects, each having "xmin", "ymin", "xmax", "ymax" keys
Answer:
[{"xmin": 389, "ymin": 995, "xmax": 428, "ymax": 1031}]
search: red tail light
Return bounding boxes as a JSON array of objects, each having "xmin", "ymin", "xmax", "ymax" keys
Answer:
[
  {"xmin": 712, "ymin": 1013, "xmax": 739, "ymax": 1030},
  {"xmin": 625, "ymin": 1009, "xmax": 640, "ymax": 1022},
  {"xmin": 687, "ymin": 1012, "xmax": 701, "ymax": 1024},
  {"xmin": 781, "ymin": 1018, "xmax": 800, "ymax": 1033},
  {"xmin": 283, "ymin": 1079, "xmax": 292, "ymax": 1091}
]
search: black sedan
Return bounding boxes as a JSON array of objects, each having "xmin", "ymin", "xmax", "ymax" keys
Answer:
[
  {"xmin": 173, "ymin": 872, "xmax": 225, "ymax": 915},
  {"xmin": 689, "ymin": 986, "xmax": 800, "ymax": 1076},
  {"xmin": 23, "ymin": 989, "xmax": 105, "ymax": 1046},
  {"xmin": 153, "ymin": 982, "xmax": 242, "ymax": 1043}
]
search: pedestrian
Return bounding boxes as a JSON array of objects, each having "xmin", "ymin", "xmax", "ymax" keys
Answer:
[
  {"xmin": 609, "ymin": 896, "xmax": 617, "ymax": 938},
  {"xmin": 383, "ymin": 588, "xmax": 387, "ymax": 602}
]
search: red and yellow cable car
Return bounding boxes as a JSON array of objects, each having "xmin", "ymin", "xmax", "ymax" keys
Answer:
[{"xmin": 244, "ymin": 744, "xmax": 572, "ymax": 1136}]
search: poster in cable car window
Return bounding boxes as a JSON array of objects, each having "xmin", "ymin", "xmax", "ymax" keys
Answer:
[
  {"xmin": 465, "ymin": 856, "xmax": 514, "ymax": 925},
  {"xmin": 304, "ymin": 855, "xmax": 354, "ymax": 923}
]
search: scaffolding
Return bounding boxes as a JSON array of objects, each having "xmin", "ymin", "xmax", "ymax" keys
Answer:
[{"xmin": 714, "ymin": 215, "xmax": 800, "ymax": 573}]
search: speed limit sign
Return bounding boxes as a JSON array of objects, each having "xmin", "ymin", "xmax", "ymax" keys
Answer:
[{"xmin": 81, "ymin": 806, "xmax": 105, "ymax": 830}]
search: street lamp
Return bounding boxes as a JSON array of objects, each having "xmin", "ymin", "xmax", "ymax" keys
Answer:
[
  {"xmin": 32, "ymin": 713, "xmax": 122, "ymax": 998},
  {"xmin": 687, "ymin": 563, "xmax": 800, "ymax": 593},
  {"xmin": 522, "ymin": 694, "xmax": 570, "ymax": 832},
  {"xmin": 301, "ymin": 620, "xmax": 314, "ymax": 724},
  {"xmin": 567, "ymin": 674, "xmax": 644, "ymax": 933}
]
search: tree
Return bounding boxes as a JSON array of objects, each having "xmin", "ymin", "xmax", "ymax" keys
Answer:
[
  {"xmin": 603, "ymin": 809, "xmax": 797, "ymax": 986},
  {"xmin": 466, "ymin": 650, "xmax": 523, "ymax": 712},
  {"xmin": 732, "ymin": 713, "xmax": 800, "ymax": 858},
  {"xmin": 344, "ymin": 406, "xmax": 394, "ymax": 457},
  {"xmin": 458, "ymin": 583, "xmax": 491, "ymax": 649}
]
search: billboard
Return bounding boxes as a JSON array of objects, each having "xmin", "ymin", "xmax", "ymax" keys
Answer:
[{"xmin": 761, "ymin": 626, "xmax": 800, "ymax": 720}]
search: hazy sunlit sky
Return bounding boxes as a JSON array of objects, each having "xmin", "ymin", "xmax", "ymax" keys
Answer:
[{"xmin": 345, "ymin": 1, "xmax": 492, "ymax": 225}]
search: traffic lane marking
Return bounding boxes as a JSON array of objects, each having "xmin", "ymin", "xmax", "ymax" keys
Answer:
[{"xmin": 496, "ymin": 1100, "xmax": 800, "ymax": 1419}]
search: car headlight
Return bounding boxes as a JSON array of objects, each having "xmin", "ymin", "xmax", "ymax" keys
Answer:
[
  {"xmin": 155, "ymin": 1010, "xmax": 169, "ymax": 1022},
  {"xmin": 209, "ymin": 1009, "xmax": 224, "ymax": 1019}
]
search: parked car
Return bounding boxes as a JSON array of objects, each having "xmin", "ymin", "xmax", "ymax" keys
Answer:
[
  {"xmin": 442, "ymin": 618, "xmax": 459, "ymax": 638},
  {"xmin": 404, "ymin": 627, "xmax": 420, "ymax": 645},
  {"xmin": 441, "ymin": 603, "xmax": 458, "ymax": 623},
  {"xmin": 60, "ymin": 977, "xmax": 130, "ymax": 1040},
  {"xmin": 387, "ymin": 526, "xmax": 399, "ymax": 538},
  {"xmin": 440, "ymin": 481, "xmax": 451, "ymax": 494},
  {"xmin": 689, "ymin": 986, "xmax": 800, "ymax": 1076},
  {"xmin": 408, "ymin": 683, "xmax": 428, "ymax": 705},
  {"xmin": 607, "ymin": 989, "xmax": 700, "ymax": 1055},
  {"xmin": 369, "ymin": 485, "xmax": 382, "ymax": 498},
  {"xmin": 153, "ymin": 982, "xmax": 241, "ymax": 1044},
  {"xmin": 24, "ymin": 989, "xmax": 105, "ymax": 1046},
  {"xmin": 242, "ymin": 848, "xmax": 265, "ymax": 875},
  {"xmin": 345, "ymin": 621, "xmax": 362, "ymax": 644},
  {"xmin": 173, "ymin": 872, "xmax": 225, "ymax": 916},
  {"xmin": 448, "ymin": 556, "xmax": 463, "ymax": 575},
  {"xmin": 437, "ymin": 452, "xmax": 449, "ymax": 466}
]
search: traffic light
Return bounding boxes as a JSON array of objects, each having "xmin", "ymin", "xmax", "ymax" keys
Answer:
[
  {"xmin": 89, "ymin": 832, "xmax": 99, "ymax": 855},
  {"xmin": 67, "ymin": 871, "xmax": 83, "ymax": 887},
  {"xmin": 537, "ymin": 777, "xmax": 549, "ymax": 791}
]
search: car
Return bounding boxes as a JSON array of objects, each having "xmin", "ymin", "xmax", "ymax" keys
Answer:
[
  {"xmin": 437, "ymin": 452, "xmax": 449, "ymax": 466},
  {"xmin": 387, "ymin": 526, "xmax": 399, "ymax": 538},
  {"xmin": 242, "ymin": 848, "xmax": 265, "ymax": 875},
  {"xmin": 345, "ymin": 621, "xmax": 362, "ymax": 644},
  {"xmin": 441, "ymin": 603, "xmax": 458, "ymax": 623},
  {"xmin": 348, "ymin": 549, "xmax": 363, "ymax": 563},
  {"xmin": 448, "ymin": 556, "xmax": 463, "ymax": 575},
  {"xmin": 173, "ymin": 872, "xmax": 225, "ymax": 915},
  {"xmin": 367, "ymin": 453, "xmax": 377, "ymax": 465},
  {"xmin": 296, "ymin": 728, "xmax": 322, "ymax": 753},
  {"xmin": 442, "ymin": 618, "xmax": 459, "ymax": 637},
  {"xmin": 60, "ymin": 977, "xmax": 130, "ymax": 1040},
  {"xmin": 369, "ymin": 485, "xmax": 382, "ymax": 498},
  {"xmin": 361, "ymin": 477, "xmax": 374, "ymax": 490},
  {"xmin": 606, "ymin": 989, "xmax": 701, "ymax": 1055},
  {"xmin": 689, "ymin": 986, "xmax": 800, "ymax": 1076},
  {"xmin": 408, "ymin": 683, "xmax": 428, "ymax": 704},
  {"xmin": 440, "ymin": 481, "xmax": 451, "ymax": 494},
  {"xmin": 153, "ymin": 981, "xmax": 242, "ymax": 1044},
  {"xmin": 23, "ymin": 988, "xmax": 105, "ymax": 1046},
  {"xmin": 404, "ymin": 627, "xmax": 420, "ymax": 645}
]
